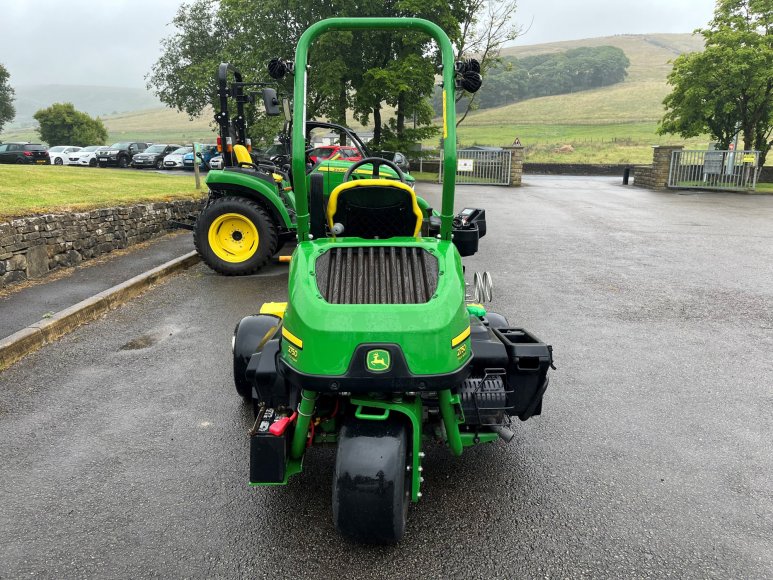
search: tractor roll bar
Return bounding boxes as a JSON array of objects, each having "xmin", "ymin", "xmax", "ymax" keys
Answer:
[
  {"xmin": 217, "ymin": 63, "xmax": 247, "ymax": 165},
  {"xmin": 291, "ymin": 18, "xmax": 458, "ymax": 242}
]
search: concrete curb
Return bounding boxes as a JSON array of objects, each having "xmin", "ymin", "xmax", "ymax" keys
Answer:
[{"xmin": 0, "ymin": 251, "xmax": 200, "ymax": 371}]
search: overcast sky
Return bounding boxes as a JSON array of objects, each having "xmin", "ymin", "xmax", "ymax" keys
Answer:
[{"xmin": 0, "ymin": 0, "xmax": 715, "ymax": 88}]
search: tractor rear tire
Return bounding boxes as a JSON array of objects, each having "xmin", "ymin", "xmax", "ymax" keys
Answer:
[
  {"xmin": 194, "ymin": 197, "xmax": 278, "ymax": 276},
  {"xmin": 333, "ymin": 416, "xmax": 409, "ymax": 544},
  {"xmin": 232, "ymin": 314, "xmax": 281, "ymax": 401}
]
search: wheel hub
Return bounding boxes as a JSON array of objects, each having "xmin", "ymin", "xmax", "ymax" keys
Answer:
[{"xmin": 207, "ymin": 213, "xmax": 260, "ymax": 263}]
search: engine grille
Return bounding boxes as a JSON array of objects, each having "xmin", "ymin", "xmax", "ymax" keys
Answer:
[{"xmin": 315, "ymin": 246, "xmax": 439, "ymax": 304}]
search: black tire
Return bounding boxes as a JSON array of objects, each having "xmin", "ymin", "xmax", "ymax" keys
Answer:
[
  {"xmin": 89, "ymin": 158, "xmax": 97, "ymax": 167},
  {"xmin": 54, "ymin": 157, "xmax": 63, "ymax": 166},
  {"xmin": 98, "ymin": 162, "xmax": 106, "ymax": 168},
  {"xmin": 232, "ymin": 314, "xmax": 281, "ymax": 400},
  {"xmin": 194, "ymin": 196, "xmax": 278, "ymax": 276},
  {"xmin": 118, "ymin": 156, "xmax": 129, "ymax": 168},
  {"xmin": 155, "ymin": 158, "xmax": 164, "ymax": 170},
  {"xmin": 15, "ymin": 158, "xmax": 24, "ymax": 164},
  {"xmin": 333, "ymin": 416, "xmax": 409, "ymax": 544},
  {"xmin": 485, "ymin": 311, "xmax": 510, "ymax": 329}
]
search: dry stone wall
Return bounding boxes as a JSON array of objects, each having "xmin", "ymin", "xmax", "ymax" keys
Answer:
[{"xmin": 0, "ymin": 199, "xmax": 204, "ymax": 288}]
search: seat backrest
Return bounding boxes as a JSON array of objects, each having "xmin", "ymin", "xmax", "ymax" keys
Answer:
[
  {"xmin": 233, "ymin": 144, "xmax": 252, "ymax": 165},
  {"xmin": 326, "ymin": 179, "xmax": 423, "ymax": 239}
]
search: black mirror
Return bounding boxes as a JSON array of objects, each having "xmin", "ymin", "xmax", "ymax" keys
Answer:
[{"xmin": 263, "ymin": 88, "xmax": 280, "ymax": 116}]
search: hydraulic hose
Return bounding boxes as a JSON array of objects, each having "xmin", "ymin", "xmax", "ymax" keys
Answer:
[{"xmin": 290, "ymin": 390, "xmax": 318, "ymax": 459}]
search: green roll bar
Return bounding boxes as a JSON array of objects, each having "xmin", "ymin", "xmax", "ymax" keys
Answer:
[{"xmin": 291, "ymin": 17, "xmax": 458, "ymax": 242}]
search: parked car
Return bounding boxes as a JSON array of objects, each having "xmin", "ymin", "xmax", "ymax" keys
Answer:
[
  {"xmin": 48, "ymin": 145, "xmax": 82, "ymax": 165},
  {"xmin": 132, "ymin": 143, "xmax": 182, "ymax": 169},
  {"xmin": 0, "ymin": 142, "xmax": 50, "ymax": 164},
  {"xmin": 182, "ymin": 144, "xmax": 218, "ymax": 170},
  {"xmin": 307, "ymin": 144, "xmax": 361, "ymax": 164},
  {"xmin": 96, "ymin": 142, "xmax": 150, "ymax": 168},
  {"xmin": 374, "ymin": 150, "xmax": 410, "ymax": 172},
  {"xmin": 208, "ymin": 154, "xmax": 223, "ymax": 170},
  {"xmin": 163, "ymin": 146, "xmax": 193, "ymax": 169},
  {"xmin": 68, "ymin": 145, "xmax": 103, "ymax": 167}
]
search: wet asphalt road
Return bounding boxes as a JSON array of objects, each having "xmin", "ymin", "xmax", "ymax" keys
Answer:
[{"xmin": 1, "ymin": 177, "xmax": 772, "ymax": 578}]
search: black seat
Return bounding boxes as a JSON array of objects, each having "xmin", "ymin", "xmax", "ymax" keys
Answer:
[{"xmin": 326, "ymin": 180, "xmax": 422, "ymax": 239}]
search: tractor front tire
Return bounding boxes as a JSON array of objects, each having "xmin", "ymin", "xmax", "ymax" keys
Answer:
[
  {"xmin": 194, "ymin": 197, "xmax": 278, "ymax": 276},
  {"xmin": 333, "ymin": 416, "xmax": 409, "ymax": 544}
]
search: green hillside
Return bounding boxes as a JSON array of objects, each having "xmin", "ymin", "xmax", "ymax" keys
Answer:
[
  {"xmin": 7, "ymin": 84, "xmax": 162, "ymax": 128},
  {"xmin": 451, "ymin": 33, "xmax": 709, "ymax": 163},
  {"xmin": 1, "ymin": 33, "xmax": 723, "ymax": 164},
  {"xmin": 1, "ymin": 106, "xmax": 217, "ymax": 145}
]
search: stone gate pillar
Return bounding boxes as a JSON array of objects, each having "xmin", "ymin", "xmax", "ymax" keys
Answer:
[{"xmin": 503, "ymin": 142, "xmax": 524, "ymax": 187}]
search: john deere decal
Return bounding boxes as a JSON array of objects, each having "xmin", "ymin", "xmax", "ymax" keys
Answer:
[{"xmin": 366, "ymin": 349, "xmax": 391, "ymax": 372}]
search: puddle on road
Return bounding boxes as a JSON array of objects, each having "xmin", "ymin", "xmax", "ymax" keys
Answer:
[{"xmin": 119, "ymin": 326, "xmax": 180, "ymax": 351}]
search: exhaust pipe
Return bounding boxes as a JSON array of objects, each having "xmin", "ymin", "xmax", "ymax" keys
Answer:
[{"xmin": 491, "ymin": 425, "xmax": 515, "ymax": 443}]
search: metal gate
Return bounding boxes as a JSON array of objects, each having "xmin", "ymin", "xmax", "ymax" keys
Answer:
[
  {"xmin": 668, "ymin": 150, "xmax": 760, "ymax": 192},
  {"xmin": 439, "ymin": 148, "xmax": 511, "ymax": 185}
]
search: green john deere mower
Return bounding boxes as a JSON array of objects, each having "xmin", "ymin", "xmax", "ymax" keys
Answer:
[{"xmin": 231, "ymin": 17, "xmax": 553, "ymax": 544}]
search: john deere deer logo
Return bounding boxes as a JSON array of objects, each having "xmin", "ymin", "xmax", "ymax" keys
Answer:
[{"xmin": 366, "ymin": 349, "xmax": 391, "ymax": 372}]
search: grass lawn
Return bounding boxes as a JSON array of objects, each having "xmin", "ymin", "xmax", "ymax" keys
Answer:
[
  {"xmin": 756, "ymin": 182, "xmax": 773, "ymax": 193},
  {"xmin": 0, "ymin": 165, "xmax": 204, "ymax": 219}
]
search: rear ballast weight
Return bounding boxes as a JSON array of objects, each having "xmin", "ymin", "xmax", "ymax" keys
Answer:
[{"xmin": 229, "ymin": 17, "xmax": 554, "ymax": 544}]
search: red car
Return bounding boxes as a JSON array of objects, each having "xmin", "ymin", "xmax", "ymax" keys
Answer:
[{"xmin": 308, "ymin": 145, "xmax": 361, "ymax": 164}]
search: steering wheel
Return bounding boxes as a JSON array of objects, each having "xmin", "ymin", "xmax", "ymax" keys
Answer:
[{"xmin": 343, "ymin": 157, "xmax": 406, "ymax": 183}]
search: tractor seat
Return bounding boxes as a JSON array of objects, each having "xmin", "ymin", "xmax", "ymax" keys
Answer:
[
  {"xmin": 224, "ymin": 144, "xmax": 278, "ymax": 187},
  {"xmin": 326, "ymin": 179, "xmax": 423, "ymax": 239}
]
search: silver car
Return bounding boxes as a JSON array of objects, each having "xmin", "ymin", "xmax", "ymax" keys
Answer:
[
  {"xmin": 163, "ymin": 146, "xmax": 193, "ymax": 169},
  {"xmin": 68, "ymin": 145, "xmax": 103, "ymax": 167},
  {"xmin": 208, "ymin": 155, "xmax": 223, "ymax": 170}
]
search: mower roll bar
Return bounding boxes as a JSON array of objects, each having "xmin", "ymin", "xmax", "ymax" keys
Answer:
[{"xmin": 291, "ymin": 18, "xmax": 458, "ymax": 242}]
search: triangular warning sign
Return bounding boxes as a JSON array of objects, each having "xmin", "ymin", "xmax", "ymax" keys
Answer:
[{"xmin": 513, "ymin": 137, "xmax": 522, "ymax": 146}]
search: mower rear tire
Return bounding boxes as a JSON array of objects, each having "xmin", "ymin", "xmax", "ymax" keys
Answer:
[
  {"xmin": 333, "ymin": 416, "xmax": 409, "ymax": 544},
  {"xmin": 194, "ymin": 197, "xmax": 278, "ymax": 276},
  {"xmin": 232, "ymin": 314, "xmax": 281, "ymax": 401},
  {"xmin": 485, "ymin": 311, "xmax": 510, "ymax": 329}
]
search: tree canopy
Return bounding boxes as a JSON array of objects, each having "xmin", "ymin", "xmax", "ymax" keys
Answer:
[
  {"xmin": 0, "ymin": 63, "xmax": 15, "ymax": 135},
  {"xmin": 659, "ymin": 0, "xmax": 773, "ymax": 165},
  {"xmin": 33, "ymin": 103, "xmax": 108, "ymax": 147},
  {"xmin": 147, "ymin": 0, "xmax": 514, "ymax": 150}
]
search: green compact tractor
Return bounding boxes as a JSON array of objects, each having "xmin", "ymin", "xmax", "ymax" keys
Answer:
[
  {"xmin": 232, "ymin": 17, "xmax": 553, "ymax": 543},
  {"xmin": 191, "ymin": 63, "xmax": 414, "ymax": 276}
]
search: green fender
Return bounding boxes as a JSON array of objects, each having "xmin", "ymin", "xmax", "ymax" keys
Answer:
[{"xmin": 206, "ymin": 170, "xmax": 295, "ymax": 229}]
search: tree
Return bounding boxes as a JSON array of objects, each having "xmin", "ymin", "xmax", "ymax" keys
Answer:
[
  {"xmin": 451, "ymin": 0, "xmax": 522, "ymax": 126},
  {"xmin": 0, "ymin": 63, "xmax": 15, "ymax": 134},
  {"xmin": 659, "ymin": 0, "xmax": 773, "ymax": 165},
  {"xmin": 33, "ymin": 103, "xmax": 108, "ymax": 146},
  {"xmin": 148, "ymin": 0, "xmax": 500, "ymax": 151}
]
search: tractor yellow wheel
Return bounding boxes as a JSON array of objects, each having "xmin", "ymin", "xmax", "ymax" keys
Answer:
[
  {"xmin": 207, "ymin": 213, "xmax": 259, "ymax": 263},
  {"xmin": 194, "ymin": 197, "xmax": 278, "ymax": 276}
]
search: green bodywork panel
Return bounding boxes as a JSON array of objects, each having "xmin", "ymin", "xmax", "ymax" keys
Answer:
[
  {"xmin": 206, "ymin": 169, "xmax": 295, "ymax": 229},
  {"xmin": 314, "ymin": 159, "xmax": 415, "ymax": 193},
  {"xmin": 280, "ymin": 237, "xmax": 472, "ymax": 377}
]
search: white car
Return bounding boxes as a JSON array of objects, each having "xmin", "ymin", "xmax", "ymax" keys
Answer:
[
  {"xmin": 208, "ymin": 155, "xmax": 223, "ymax": 170},
  {"xmin": 163, "ymin": 146, "xmax": 193, "ymax": 169},
  {"xmin": 68, "ymin": 145, "xmax": 103, "ymax": 167},
  {"xmin": 48, "ymin": 146, "xmax": 82, "ymax": 165}
]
